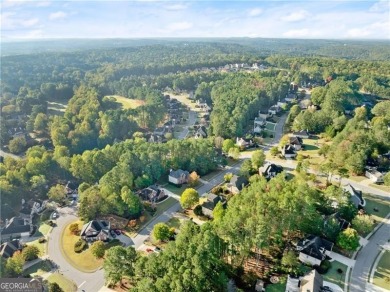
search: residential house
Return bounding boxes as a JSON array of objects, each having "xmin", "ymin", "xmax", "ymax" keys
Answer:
[
  {"xmin": 194, "ymin": 126, "xmax": 207, "ymax": 139},
  {"xmin": 65, "ymin": 181, "xmax": 78, "ymax": 198},
  {"xmin": 325, "ymin": 213, "xmax": 350, "ymax": 230},
  {"xmin": 168, "ymin": 169, "xmax": 190, "ymax": 185},
  {"xmin": 282, "ymin": 144, "xmax": 297, "ymax": 159},
  {"xmin": 201, "ymin": 193, "xmax": 226, "ymax": 218},
  {"xmin": 285, "ymin": 270, "xmax": 324, "ymax": 292},
  {"xmin": 299, "ymin": 270, "xmax": 323, "ymax": 292},
  {"xmin": 259, "ymin": 163, "xmax": 284, "ymax": 180},
  {"xmin": 297, "ymin": 235, "xmax": 334, "ymax": 266},
  {"xmin": 285, "ymin": 93, "xmax": 297, "ymax": 103},
  {"xmin": 137, "ymin": 185, "xmax": 167, "ymax": 203},
  {"xmin": 154, "ymin": 127, "xmax": 166, "ymax": 136},
  {"xmin": 80, "ymin": 220, "xmax": 110, "ymax": 242},
  {"xmin": 343, "ymin": 184, "xmax": 365, "ymax": 208},
  {"xmin": 268, "ymin": 105, "xmax": 280, "ymax": 116},
  {"xmin": 228, "ymin": 175, "xmax": 249, "ymax": 194},
  {"xmin": 292, "ymin": 130, "xmax": 310, "ymax": 139},
  {"xmin": 289, "ymin": 136, "xmax": 303, "ymax": 151},
  {"xmin": 0, "ymin": 239, "xmax": 22, "ymax": 259},
  {"xmin": 236, "ymin": 137, "xmax": 254, "ymax": 150},
  {"xmin": 290, "ymin": 82, "xmax": 299, "ymax": 93},
  {"xmin": 0, "ymin": 217, "xmax": 31, "ymax": 241},
  {"xmin": 148, "ymin": 134, "xmax": 163, "ymax": 143},
  {"xmin": 254, "ymin": 117, "xmax": 266, "ymax": 134},
  {"xmin": 277, "ymin": 99, "xmax": 287, "ymax": 108},
  {"xmin": 365, "ymin": 168, "xmax": 385, "ymax": 184},
  {"xmin": 19, "ymin": 199, "xmax": 47, "ymax": 223}
]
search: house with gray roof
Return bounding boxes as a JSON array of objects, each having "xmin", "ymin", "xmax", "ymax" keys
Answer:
[
  {"xmin": 228, "ymin": 175, "xmax": 249, "ymax": 194},
  {"xmin": 0, "ymin": 239, "xmax": 22, "ymax": 259},
  {"xmin": 201, "ymin": 193, "xmax": 226, "ymax": 218},
  {"xmin": 297, "ymin": 235, "xmax": 334, "ymax": 266},
  {"xmin": 1, "ymin": 217, "xmax": 31, "ymax": 241},
  {"xmin": 168, "ymin": 169, "xmax": 190, "ymax": 185},
  {"xmin": 343, "ymin": 184, "xmax": 365, "ymax": 208},
  {"xmin": 80, "ymin": 220, "xmax": 110, "ymax": 242}
]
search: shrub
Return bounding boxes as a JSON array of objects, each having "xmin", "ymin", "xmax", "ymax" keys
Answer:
[
  {"xmin": 193, "ymin": 205, "xmax": 203, "ymax": 216},
  {"xmin": 74, "ymin": 239, "xmax": 87, "ymax": 253},
  {"xmin": 22, "ymin": 245, "xmax": 40, "ymax": 261},
  {"xmin": 38, "ymin": 237, "xmax": 46, "ymax": 244},
  {"xmin": 317, "ymin": 260, "xmax": 332, "ymax": 274},
  {"xmin": 69, "ymin": 223, "xmax": 80, "ymax": 235},
  {"xmin": 90, "ymin": 241, "xmax": 106, "ymax": 258}
]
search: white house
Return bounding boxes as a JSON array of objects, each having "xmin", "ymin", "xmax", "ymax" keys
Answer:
[
  {"xmin": 168, "ymin": 169, "xmax": 190, "ymax": 185},
  {"xmin": 365, "ymin": 168, "xmax": 385, "ymax": 184},
  {"xmin": 254, "ymin": 117, "xmax": 266, "ymax": 134}
]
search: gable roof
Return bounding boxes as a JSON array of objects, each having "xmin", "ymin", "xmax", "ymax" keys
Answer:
[
  {"xmin": 343, "ymin": 184, "xmax": 364, "ymax": 207},
  {"xmin": 169, "ymin": 169, "xmax": 190, "ymax": 179},
  {"xmin": 297, "ymin": 235, "xmax": 334, "ymax": 261},
  {"xmin": 0, "ymin": 239, "xmax": 22, "ymax": 259},
  {"xmin": 300, "ymin": 269, "xmax": 323, "ymax": 292},
  {"xmin": 260, "ymin": 163, "xmax": 284, "ymax": 177},
  {"xmin": 80, "ymin": 220, "xmax": 109, "ymax": 238},
  {"xmin": 289, "ymin": 136, "xmax": 303, "ymax": 146},
  {"xmin": 229, "ymin": 175, "xmax": 249, "ymax": 190},
  {"xmin": 292, "ymin": 130, "xmax": 309, "ymax": 137},
  {"xmin": 1, "ymin": 217, "xmax": 30, "ymax": 236},
  {"xmin": 283, "ymin": 144, "xmax": 296, "ymax": 155}
]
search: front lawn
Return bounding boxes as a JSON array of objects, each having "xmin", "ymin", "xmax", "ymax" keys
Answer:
[
  {"xmin": 322, "ymin": 260, "xmax": 347, "ymax": 289},
  {"xmin": 369, "ymin": 184, "xmax": 390, "ymax": 193},
  {"xmin": 364, "ymin": 195, "xmax": 390, "ymax": 225},
  {"xmin": 265, "ymin": 276, "xmax": 287, "ymax": 292},
  {"xmin": 163, "ymin": 182, "xmax": 202, "ymax": 195},
  {"xmin": 26, "ymin": 238, "xmax": 46, "ymax": 257},
  {"xmin": 47, "ymin": 273, "xmax": 77, "ymax": 292},
  {"xmin": 166, "ymin": 217, "xmax": 182, "ymax": 230},
  {"xmin": 23, "ymin": 260, "xmax": 52, "ymax": 276},
  {"xmin": 60, "ymin": 221, "xmax": 103, "ymax": 272},
  {"xmin": 373, "ymin": 250, "xmax": 390, "ymax": 290}
]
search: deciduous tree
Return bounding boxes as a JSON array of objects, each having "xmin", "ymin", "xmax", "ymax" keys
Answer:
[{"xmin": 180, "ymin": 188, "xmax": 199, "ymax": 209}]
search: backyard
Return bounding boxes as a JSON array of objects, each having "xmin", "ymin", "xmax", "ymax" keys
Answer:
[
  {"xmin": 47, "ymin": 273, "xmax": 77, "ymax": 292},
  {"xmin": 323, "ymin": 260, "xmax": 347, "ymax": 289},
  {"xmin": 60, "ymin": 220, "xmax": 104, "ymax": 272},
  {"xmin": 373, "ymin": 250, "xmax": 390, "ymax": 290}
]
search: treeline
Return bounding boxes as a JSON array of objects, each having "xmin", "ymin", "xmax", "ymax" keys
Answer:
[{"xmin": 209, "ymin": 72, "xmax": 289, "ymax": 138}]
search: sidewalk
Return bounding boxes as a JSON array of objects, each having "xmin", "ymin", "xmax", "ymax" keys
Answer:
[
  {"xmin": 329, "ymin": 251, "xmax": 356, "ymax": 267},
  {"xmin": 23, "ymin": 255, "xmax": 49, "ymax": 270}
]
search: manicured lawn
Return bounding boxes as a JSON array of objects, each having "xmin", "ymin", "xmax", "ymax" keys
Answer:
[
  {"xmin": 23, "ymin": 260, "xmax": 52, "ymax": 276},
  {"xmin": 47, "ymin": 273, "xmax": 77, "ymax": 292},
  {"xmin": 265, "ymin": 276, "xmax": 287, "ymax": 292},
  {"xmin": 323, "ymin": 260, "xmax": 347, "ymax": 289},
  {"xmin": 166, "ymin": 217, "xmax": 182, "ymax": 230},
  {"xmin": 201, "ymin": 170, "xmax": 222, "ymax": 181},
  {"xmin": 265, "ymin": 122, "xmax": 277, "ymax": 132},
  {"xmin": 107, "ymin": 95, "xmax": 146, "ymax": 109},
  {"xmin": 163, "ymin": 182, "xmax": 202, "ymax": 195},
  {"xmin": 369, "ymin": 184, "xmax": 390, "ymax": 193},
  {"xmin": 373, "ymin": 250, "xmax": 390, "ymax": 290},
  {"xmin": 26, "ymin": 238, "xmax": 46, "ymax": 256},
  {"xmin": 349, "ymin": 176, "xmax": 367, "ymax": 183},
  {"xmin": 60, "ymin": 220, "xmax": 103, "ymax": 272},
  {"xmin": 364, "ymin": 195, "xmax": 390, "ymax": 225},
  {"xmin": 38, "ymin": 222, "xmax": 52, "ymax": 236}
]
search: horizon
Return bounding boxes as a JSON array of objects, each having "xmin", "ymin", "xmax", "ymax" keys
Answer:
[{"xmin": 1, "ymin": 0, "xmax": 389, "ymax": 40}]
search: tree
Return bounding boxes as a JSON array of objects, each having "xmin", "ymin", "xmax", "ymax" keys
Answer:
[
  {"xmin": 48, "ymin": 282, "xmax": 64, "ymax": 292},
  {"xmin": 9, "ymin": 137, "xmax": 27, "ymax": 154},
  {"xmin": 48, "ymin": 184, "xmax": 66, "ymax": 203},
  {"xmin": 323, "ymin": 217, "xmax": 341, "ymax": 242},
  {"xmin": 188, "ymin": 171, "xmax": 200, "ymax": 187},
  {"xmin": 152, "ymin": 222, "xmax": 172, "ymax": 242},
  {"xmin": 270, "ymin": 146, "xmax": 279, "ymax": 156},
  {"xmin": 279, "ymin": 134, "xmax": 290, "ymax": 148},
  {"xmin": 224, "ymin": 172, "xmax": 233, "ymax": 182},
  {"xmin": 352, "ymin": 215, "xmax": 374, "ymax": 235},
  {"xmin": 180, "ymin": 188, "xmax": 199, "ymax": 209},
  {"xmin": 22, "ymin": 245, "xmax": 40, "ymax": 261},
  {"xmin": 104, "ymin": 246, "xmax": 138, "ymax": 285},
  {"xmin": 281, "ymin": 250, "xmax": 299, "ymax": 273},
  {"xmin": 121, "ymin": 186, "xmax": 142, "ymax": 218},
  {"xmin": 339, "ymin": 202, "xmax": 358, "ymax": 222},
  {"xmin": 251, "ymin": 150, "xmax": 265, "ymax": 170},
  {"xmin": 6, "ymin": 251, "xmax": 25, "ymax": 276},
  {"xmin": 228, "ymin": 147, "xmax": 240, "ymax": 160},
  {"xmin": 239, "ymin": 160, "xmax": 253, "ymax": 178},
  {"xmin": 222, "ymin": 139, "xmax": 234, "ymax": 153},
  {"xmin": 213, "ymin": 201, "xmax": 225, "ymax": 222},
  {"xmin": 91, "ymin": 241, "xmax": 106, "ymax": 258},
  {"xmin": 337, "ymin": 228, "xmax": 360, "ymax": 251},
  {"xmin": 34, "ymin": 113, "xmax": 48, "ymax": 133},
  {"xmin": 69, "ymin": 223, "xmax": 80, "ymax": 235},
  {"xmin": 384, "ymin": 172, "xmax": 390, "ymax": 186}
]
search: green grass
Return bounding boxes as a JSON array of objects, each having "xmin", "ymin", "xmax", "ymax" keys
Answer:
[
  {"xmin": 26, "ymin": 239, "xmax": 46, "ymax": 257},
  {"xmin": 265, "ymin": 276, "xmax": 287, "ymax": 292},
  {"xmin": 364, "ymin": 195, "xmax": 390, "ymax": 225},
  {"xmin": 265, "ymin": 122, "xmax": 277, "ymax": 132},
  {"xmin": 348, "ymin": 176, "xmax": 367, "ymax": 183},
  {"xmin": 163, "ymin": 182, "xmax": 202, "ymax": 195},
  {"xmin": 166, "ymin": 217, "xmax": 182, "ymax": 229},
  {"xmin": 369, "ymin": 184, "xmax": 390, "ymax": 193},
  {"xmin": 107, "ymin": 95, "xmax": 145, "ymax": 109},
  {"xmin": 373, "ymin": 250, "xmax": 390, "ymax": 290},
  {"xmin": 23, "ymin": 260, "xmax": 52, "ymax": 276},
  {"xmin": 47, "ymin": 273, "xmax": 77, "ymax": 292},
  {"xmin": 323, "ymin": 260, "xmax": 347, "ymax": 289},
  {"xmin": 60, "ymin": 221, "xmax": 103, "ymax": 272}
]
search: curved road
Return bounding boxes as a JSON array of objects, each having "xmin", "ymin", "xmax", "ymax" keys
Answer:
[
  {"xmin": 48, "ymin": 207, "xmax": 104, "ymax": 292},
  {"xmin": 349, "ymin": 218, "xmax": 390, "ymax": 292}
]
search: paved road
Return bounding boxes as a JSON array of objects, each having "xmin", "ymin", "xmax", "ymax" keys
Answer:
[
  {"xmin": 272, "ymin": 113, "xmax": 288, "ymax": 145},
  {"xmin": 47, "ymin": 207, "xmax": 105, "ymax": 292},
  {"xmin": 350, "ymin": 218, "xmax": 390, "ymax": 292},
  {"xmin": 0, "ymin": 149, "xmax": 22, "ymax": 160},
  {"xmin": 130, "ymin": 161, "xmax": 244, "ymax": 249},
  {"xmin": 176, "ymin": 110, "xmax": 197, "ymax": 140}
]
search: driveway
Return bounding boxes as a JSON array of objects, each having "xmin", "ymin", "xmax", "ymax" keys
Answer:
[
  {"xmin": 349, "ymin": 218, "xmax": 390, "ymax": 292},
  {"xmin": 47, "ymin": 207, "xmax": 105, "ymax": 292},
  {"xmin": 176, "ymin": 110, "xmax": 197, "ymax": 140}
]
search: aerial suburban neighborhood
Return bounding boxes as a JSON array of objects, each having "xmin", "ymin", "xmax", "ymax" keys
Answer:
[{"xmin": 1, "ymin": 1, "xmax": 390, "ymax": 292}]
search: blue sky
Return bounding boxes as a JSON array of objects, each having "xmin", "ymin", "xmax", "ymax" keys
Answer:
[{"xmin": 1, "ymin": 0, "xmax": 389, "ymax": 39}]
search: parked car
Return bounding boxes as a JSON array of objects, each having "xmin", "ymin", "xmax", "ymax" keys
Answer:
[
  {"xmin": 110, "ymin": 230, "xmax": 116, "ymax": 238},
  {"xmin": 114, "ymin": 229, "xmax": 121, "ymax": 235},
  {"xmin": 146, "ymin": 248, "xmax": 153, "ymax": 253},
  {"xmin": 52, "ymin": 212, "xmax": 58, "ymax": 219}
]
